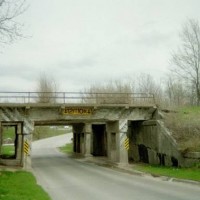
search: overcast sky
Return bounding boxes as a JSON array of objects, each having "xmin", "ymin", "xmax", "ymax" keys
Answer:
[{"xmin": 0, "ymin": 0, "xmax": 200, "ymax": 92}]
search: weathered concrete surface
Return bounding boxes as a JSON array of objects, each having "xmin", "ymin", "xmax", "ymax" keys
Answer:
[
  {"xmin": 1, "ymin": 105, "xmax": 198, "ymax": 168},
  {"xmin": 128, "ymin": 119, "xmax": 200, "ymax": 167},
  {"xmin": 0, "ymin": 105, "xmax": 156, "ymax": 167},
  {"xmin": 0, "ymin": 106, "xmax": 155, "ymax": 124}
]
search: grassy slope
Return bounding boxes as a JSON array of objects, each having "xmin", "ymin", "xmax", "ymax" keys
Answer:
[
  {"xmin": 2, "ymin": 127, "xmax": 15, "ymax": 140},
  {"xmin": 33, "ymin": 127, "xmax": 72, "ymax": 141},
  {"xmin": 0, "ymin": 171, "xmax": 51, "ymax": 200},
  {"xmin": 1, "ymin": 146, "xmax": 15, "ymax": 157},
  {"xmin": 164, "ymin": 106, "xmax": 200, "ymax": 152},
  {"xmin": 134, "ymin": 164, "xmax": 200, "ymax": 182},
  {"xmin": 59, "ymin": 143, "xmax": 73, "ymax": 154},
  {"xmin": 1, "ymin": 127, "xmax": 15, "ymax": 158}
]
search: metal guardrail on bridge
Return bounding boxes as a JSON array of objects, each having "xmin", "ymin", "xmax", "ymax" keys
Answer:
[{"xmin": 0, "ymin": 92, "xmax": 155, "ymax": 106}]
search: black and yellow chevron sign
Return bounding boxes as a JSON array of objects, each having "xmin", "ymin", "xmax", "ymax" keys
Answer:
[
  {"xmin": 24, "ymin": 140, "xmax": 29, "ymax": 155},
  {"xmin": 124, "ymin": 137, "xmax": 129, "ymax": 150}
]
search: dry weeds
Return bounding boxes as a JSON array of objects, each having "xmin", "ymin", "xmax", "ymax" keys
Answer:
[{"xmin": 164, "ymin": 107, "xmax": 200, "ymax": 153}]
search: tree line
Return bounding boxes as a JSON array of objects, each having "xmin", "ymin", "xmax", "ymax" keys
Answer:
[{"xmin": 85, "ymin": 19, "xmax": 200, "ymax": 107}]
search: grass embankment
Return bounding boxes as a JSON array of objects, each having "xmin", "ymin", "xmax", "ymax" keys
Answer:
[
  {"xmin": 59, "ymin": 143, "xmax": 73, "ymax": 154},
  {"xmin": 33, "ymin": 126, "xmax": 72, "ymax": 140},
  {"xmin": 1, "ymin": 146, "xmax": 15, "ymax": 158},
  {"xmin": 164, "ymin": 106, "xmax": 200, "ymax": 152},
  {"xmin": 1, "ymin": 127, "xmax": 15, "ymax": 158},
  {"xmin": 2, "ymin": 127, "xmax": 15, "ymax": 140},
  {"xmin": 143, "ymin": 106, "xmax": 200, "ymax": 181},
  {"xmin": 0, "ymin": 171, "xmax": 51, "ymax": 200},
  {"xmin": 135, "ymin": 164, "xmax": 200, "ymax": 182}
]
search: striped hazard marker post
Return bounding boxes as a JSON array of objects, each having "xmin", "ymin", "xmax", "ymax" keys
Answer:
[
  {"xmin": 24, "ymin": 140, "xmax": 30, "ymax": 156},
  {"xmin": 23, "ymin": 139, "xmax": 30, "ymax": 169},
  {"xmin": 124, "ymin": 137, "xmax": 129, "ymax": 150}
]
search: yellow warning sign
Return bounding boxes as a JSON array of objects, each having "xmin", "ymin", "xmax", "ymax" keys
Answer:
[
  {"xmin": 63, "ymin": 107, "xmax": 94, "ymax": 115},
  {"xmin": 24, "ymin": 140, "xmax": 29, "ymax": 155},
  {"xmin": 124, "ymin": 138, "xmax": 129, "ymax": 150}
]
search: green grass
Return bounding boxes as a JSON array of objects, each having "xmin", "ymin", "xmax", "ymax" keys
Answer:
[
  {"xmin": 0, "ymin": 171, "xmax": 51, "ymax": 200},
  {"xmin": 2, "ymin": 127, "xmax": 15, "ymax": 140},
  {"xmin": 1, "ymin": 145, "xmax": 15, "ymax": 157},
  {"xmin": 59, "ymin": 143, "xmax": 73, "ymax": 154},
  {"xmin": 33, "ymin": 126, "xmax": 72, "ymax": 141},
  {"xmin": 164, "ymin": 106, "xmax": 200, "ymax": 152},
  {"xmin": 178, "ymin": 106, "xmax": 200, "ymax": 115},
  {"xmin": 134, "ymin": 164, "xmax": 200, "ymax": 182}
]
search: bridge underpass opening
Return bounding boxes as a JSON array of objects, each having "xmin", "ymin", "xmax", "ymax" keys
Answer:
[
  {"xmin": 32, "ymin": 122, "xmax": 109, "ymax": 162},
  {"xmin": 33, "ymin": 125, "xmax": 72, "ymax": 141},
  {"xmin": 72, "ymin": 123, "xmax": 86, "ymax": 154},
  {"xmin": 92, "ymin": 124, "xmax": 107, "ymax": 157},
  {"xmin": 0, "ymin": 124, "xmax": 17, "ymax": 159},
  {"xmin": 33, "ymin": 122, "xmax": 91, "ymax": 157},
  {"xmin": 128, "ymin": 120, "xmax": 150, "ymax": 164},
  {"xmin": 32, "ymin": 124, "xmax": 73, "ymax": 162},
  {"xmin": 0, "ymin": 122, "xmax": 23, "ymax": 166}
]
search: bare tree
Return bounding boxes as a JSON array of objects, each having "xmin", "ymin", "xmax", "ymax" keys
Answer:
[
  {"xmin": 170, "ymin": 19, "xmax": 200, "ymax": 105},
  {"xmin": 84, "ymin": 75, "xmax": 162, "ymax": 106},
  {"xmin": 0, "ymin": 0, "xmax": 27, "ymax": 44},
  {"xmin": 36, "ymin": 73, "xmax": 58, "ymax": 103},
  {"xmin": 136, "ymin": 73, "xmax": 163, "ymax": 106},
  {"xmin": 165, "ymin": 75, "xmax": 187, "ymax": 107},
  {"xmin": 83, "ymin": 80, "xmax": 134, "ymax": 104}
]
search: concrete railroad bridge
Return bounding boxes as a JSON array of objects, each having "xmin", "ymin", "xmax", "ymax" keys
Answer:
[{"xmin": 0, "ymin": 92, "xmax": 198, "ymax": 168}]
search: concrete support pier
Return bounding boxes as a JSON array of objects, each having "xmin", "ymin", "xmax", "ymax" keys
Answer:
[
  {"xmin": 118, "ymin": 120, "xmax": 129, "ymax": 166},
  {"xmin": 84, "ymin": 123, "xmax": 92, "ymax": 157}
]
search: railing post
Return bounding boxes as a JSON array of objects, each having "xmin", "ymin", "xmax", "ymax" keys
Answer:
[
  {"xmin": 153, "ymin": 94, "xmax": 156, "ymax": 104},
  {"xmin": 96, "ymin": 93, "xmax": 98, "ymax": 104},
  {"xmin": 63, "ymin": 92, "xmax": 65, "ymax": 104},
  {"xmin": 28, "ymin": 92, "xmax": 30, "ymax": 103}
]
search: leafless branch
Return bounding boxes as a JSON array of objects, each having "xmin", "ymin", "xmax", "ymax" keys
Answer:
[
  {"xmin": 170, "ymin": 19, "xmax": 200, "ymax": 105},
  {"xmin": 0, "ymin": 0, "xmax": 27, "ymax": 44}
]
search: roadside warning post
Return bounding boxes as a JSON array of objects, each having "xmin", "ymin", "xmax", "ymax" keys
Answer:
[
  {"xmin": 124, "ymin": 137, "xmax": 129, "ymax": 150},
  {"xmin": 24, "ymin": 140, "xmax": 29, "ymax": 155}
]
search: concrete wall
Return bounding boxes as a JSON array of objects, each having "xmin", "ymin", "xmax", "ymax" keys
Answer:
[
  {"xmin": 129, "ymin": 120, "xmax": 181, "ymax": 166},
  {"xmin": 0, "ymin": 122, "xmax": 25, "ymax": 167},
  {"xmin": 128, "ymin": 119, "xmax": 200, "ymax": 167},
  {"xmin": 106, "ymin": 121, "xmax": 119, "ymax": 162},
  {"xmin": 83, "ymin": 123, "xmax": 92, "ymax": 156}
]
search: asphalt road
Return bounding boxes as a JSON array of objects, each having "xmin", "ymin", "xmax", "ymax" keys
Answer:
[{"xmin": 32, "ymin": 134, "xmax": 200, "ymax": 200}]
